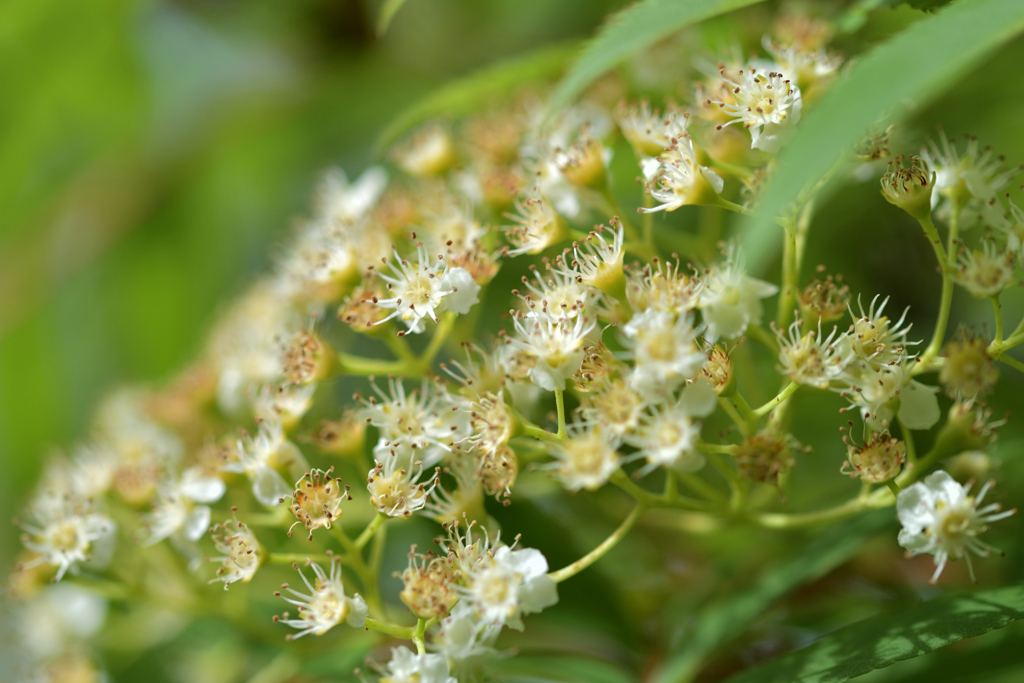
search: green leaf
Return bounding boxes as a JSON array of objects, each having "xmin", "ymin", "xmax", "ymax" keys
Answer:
[
  {"xmin": 374, "ymin": 43, "xmax": 577, "ymax": 155},
  {"xmin": 545, "ymin": 0, "xmax": 766, "ymax": 116},
  {"xmin": 742, "ymin": 0, "xmax": 1024, "ymax": 276},
  {"xmin": 496, "ymin": 654, "xmax": 638, "ymax": 683},
  {"xmin": 654, "ymin": 512, "xmax": 892, "ymax": 683},
  {"xmin": 376, "ymin": 0, "xmax": 410, "ymax": 36},
  {"xmin": 725, "ymin": 585, "xmax": 1024, "ymax": 683}
]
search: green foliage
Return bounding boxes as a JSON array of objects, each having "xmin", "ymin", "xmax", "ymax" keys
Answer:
[
  {"xmin": 743, "ymin": 0, "xmax": 1024, "ymax": 276},
  {"xmin": 726, "ymin": 586, "xmax": 1024, "ymax": 683},
  {"xmin": 544, "ymin": 0, "xmax": 766, "ymax": 116},
  {"xmin": 655, "ymin": 513, "xmax": 892, "ymax": 683}
]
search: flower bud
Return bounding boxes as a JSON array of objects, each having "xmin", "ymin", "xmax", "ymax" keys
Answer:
[
  {"xmin": 880, "ymin": 155, "xmax": 934, "ymax": 221},
  {"xmin": 735, "ymin": 430, "xmax": 793, "ymax": 484},
  {"xmin": 840, "ymin": 429, "xmax": 905, "ymax": 483}
]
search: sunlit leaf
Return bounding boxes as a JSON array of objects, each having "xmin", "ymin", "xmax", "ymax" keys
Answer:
[{"xmin": 725, "ymin": 585, "xmax": 1024, "ymax": 683}]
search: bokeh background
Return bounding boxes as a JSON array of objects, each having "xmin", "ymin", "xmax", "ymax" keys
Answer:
[{"xmin": 5, "ymin": 1, "xmax": 1024, "ymax": 681}]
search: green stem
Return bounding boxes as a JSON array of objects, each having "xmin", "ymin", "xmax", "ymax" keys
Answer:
[
  {"xmin": 731, "ymin": 392, "xmax": 759, "ymax": 431},
  {"xmin": 992, "ymin": 295, "xmax": 1004, "ymax": 345},
  {"xmin": 610, "ymin": 469, "xmax": 660, "ymax": 506},
  {"xmin": 676, "ymin": 472, "xmax": 726, "ymax": 504},
  {"xmin": 384, "ymin": 334, "xmax": 417, "ymax": 365},
  {"xmin": 997, "ymin": 354, "xmax": 1024, "ymax": 374},
  {"xmin": 412, "ymin": 618, "xmax": 428, "ymax": 655},
  {"xmin": 919, "ymin": 207, "xmax": 958, "ymax": 365},
  {"xmin": 753, "ymin": 382, "xmax": 798, "ymax": 417},
  {"xmin": 718, "ymin": 397, "xmax": 750, "ymax": 436},
  {"xmin": 548, "ymin": 503, "xmax": 647, "ymax": 583},
  {"xmin": 746, "ymin": 324, "xmax": 781, "ymax": 356},
  {"xmin": 418, "ymin": 311, "xmax": 457, "ymax": 370},
  {"xmin": 899, "ymin": 417, "xmax": 917, "ymax": 464},
  {"xmin": 554, "ymin": 389, "xmax": 567, "ymax": 439},
  {"xmin": 337, "ymin": 352, "xmax": 412, "ymax": 377},
  {"xmin": 777, "ymin": 219, "xmax": 798, "ymax": 329},
  {"xmin": 514, "ymin": 408, "xmax": 563, "ymax": 443},
  {"xmin": 355, "ymin": 514, "xmax": 386, "ymax": 551},
  {"xmin": 363, "ymin": 617, "xmax": 414, "ymax": 639}
]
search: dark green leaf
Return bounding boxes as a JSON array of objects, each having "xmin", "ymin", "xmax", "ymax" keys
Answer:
[
  {"xmin": 374, "ymin": 43, "xmax": 577, "ymax": 154},
  {"xmin": 496, "ymin": 654, "xmax": 638, "ymax": 683},
  {"xmin": 654, "ymin": 512, "xmax": 892, "ymax": 683},
  {"xmin": 742, "ymin": 0, "xmax": 1024, "ymax": 276},
  {"xmin": 725, "ymin": 585, "xmax": 1024, "ymax": 683},
  {"xmin": 545, "ymin": 0, "xmax": 766, "ymax": 116}
]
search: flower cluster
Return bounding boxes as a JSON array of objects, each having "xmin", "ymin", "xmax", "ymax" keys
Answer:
[{"xmin": 7, "ymin": 7, "xmax": 1021, "ymax": 682}]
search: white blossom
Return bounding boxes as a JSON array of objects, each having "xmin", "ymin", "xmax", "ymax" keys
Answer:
[
  {"xmin": 276, "ymin": 559, "xmax": 367, "ymax": 638},
  {"xmin": 378, "ymin": 646, "xmax": 456, "ymax": 683},
  {"xmin": 897, "ymin": 470, "xmax": 1014, "ymax": 583},
  {"xmin": 511, "ymin": 313, "xmax": 595, "ymax": 391},
  {"xmin": 712, "ymin": 66, "xmax": 802, "ymax": 153},
  {"xmin": 18, "ymin": 497, "xmax": 116, "ymax": 582},
  {"xmin": 698, "ymin": 248, "xmax": 778, "ymax": 341}
]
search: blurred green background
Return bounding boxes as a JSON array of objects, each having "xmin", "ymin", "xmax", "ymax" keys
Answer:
[{"xmin": 6, "ymin": 1, "xmax": 1024, "ymax": 681}]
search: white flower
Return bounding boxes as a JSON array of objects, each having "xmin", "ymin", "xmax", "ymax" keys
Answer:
[
  {"xmin": 441, "ymin": 266, "xmax": 481, "ymax": 314},
  {"xmin": 511, "ymin": 314, "xmax": 595, "ymax": 391},
  {"xmin": 639, "ymin": 138, "xmax": 724, "ymax": 213},
  {"xmin": 363, "ymin": 378, "xmax": 465, "ymax": 465},
  {"xmin": 314, "ymin": 166, "xmax": 387, "ymax": 224},
  {"xmin": 625, "ymin": 387, "xmax": 715, "ymax": 476},
  {"xmin": 435, "ymin": 605, "xmax": 502, "ymax": 663},
  {"xmin": 897, "ymin": 470, "xmax": 1015, "ymax": 583},
  {"xmin": 847, "ymin": 295, "xmax": 914, "ymax": 368},
  {"xmin": 503, "ymin": 194, "xmax": 565, "ymax": 256},
  {"xmin": 393, "ymin": 125, "xmax": 456, "ymax": 177},
  {"xmin": 459, "ymin": 543, "xmax": 558, "ymax": 631},
  {"xmin": 143, "ymin": 467, "xmax": 226, "ymax": 546},
  {"xmin": 626, "ymin": 258, "xmax": 703, "ymax": 316},
  {"xmin": 275, "ymin": 559, "xmax": 367, "ymax": 638},
  {"xmin": 209, "ymin": 516, "xmax": 262, "ymax": 589},
  {"xmin": 367, "ymin": 444, "xmax": 439, "ymax": 518},
  {"xmin": 761, "ymin": 36, "xmax": 840, "ymax": 90},
  {"xmin": 712, "ymin": 66, "xmax": 802, "ymax": 153},
  {"xmin": 550, "ymin": 425, "xmax": 620, "ymax": 492},
  {"xmin": 516, "ymin": 265, "xmax": 590, "ymax": 320},
  {"xmin": 922, "ymin": 131, "xmax": 1017, "ymax": 227},
  {"xmin": 379, "ymin": 646, "xmax": 456, "ymax": 683},
  {"xmin": 222, "ymin": 418, "xmax": 297, "ymax": 506},
  {"xmin": 624, "ymin": 309, "xmax": 707, "ymax": 397},
  {"xmin": 19, "ymin": 497, "xmax": 116, "ymax": 582},
  {"xmin": 777, "ymin": 320, "xmax": 853, "ymax": 389},
  {"xmin": 615, "ymin": 103, "xmax": 690, "ymax": 156},
  {"xmin": 563, "ymin": 220, "xmax": 626, "ymax": 290},
  {"xmin": 954, "ymin": 241, "xmax": 1015, "ymax": 298},
  {"xmin": 698, "ymin": 248, "xmax": 778, "ymax": 341},
  {"xmin": 841, "ymin": 363, "xmax": 940, "ymax": 431},
  {"xmin": 373, "ymin": 245, "xmax": 457, "ymax": 333}
]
